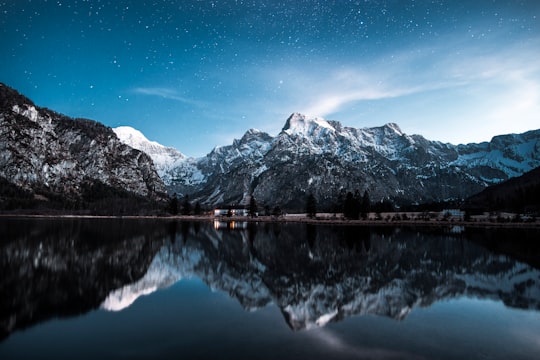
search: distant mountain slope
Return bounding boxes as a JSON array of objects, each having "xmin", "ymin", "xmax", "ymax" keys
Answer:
[
  {"xmin": 0, "ymin": 83, "xmax": 166, "ymax": 211},
  {"xmin": 164, "ymin": 113, "xmax": 540, "ymax": 211},
  {"xmin": 466, "ymin": 165, "xmax": 540, "ymax": 212}
]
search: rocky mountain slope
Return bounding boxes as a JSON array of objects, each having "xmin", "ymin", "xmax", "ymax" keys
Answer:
[
  {"xmin": 0, "ymin": 83, "xmax": 166, "ymax": 208},
  {"xmin": 161, "ymin": 113, "xmax": 540, "ymax": 210}
]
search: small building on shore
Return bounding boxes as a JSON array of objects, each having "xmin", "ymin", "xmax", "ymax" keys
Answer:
[
  {"xmin": 442, "ymin": 209, "xmax": 465, "ymax": 218},
  {"xmin": 213, "ymin": 207, "xmax": 249, "ymax": 217}
]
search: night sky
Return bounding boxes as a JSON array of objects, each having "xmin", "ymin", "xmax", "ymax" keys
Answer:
[{"xmin": 1, "ymin": 1, "xmax": 539, "ymax": 156}]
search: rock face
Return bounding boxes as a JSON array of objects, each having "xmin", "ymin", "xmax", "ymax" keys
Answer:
[
  {"xmin": 164, "ymin": 113, "xmax": 540, "ymax": 210},
  {"xmin": 0, "ymin": 83, "xmax": 166, "ymax": 204}
]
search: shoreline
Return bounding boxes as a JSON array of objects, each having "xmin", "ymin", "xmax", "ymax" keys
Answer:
[{"xmin": 1, "ymin": 213, "xmax": 539, "ymax": 229}]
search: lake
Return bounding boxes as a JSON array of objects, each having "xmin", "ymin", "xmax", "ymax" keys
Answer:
[{"xmin": 1, "ymin": 217, "xmax": 540, "ymax": 359}]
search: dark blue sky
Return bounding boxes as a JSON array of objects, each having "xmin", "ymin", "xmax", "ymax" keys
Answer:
[{"xmin": 1, "ymin": 0, "xmax": 539, "ymax": 156}]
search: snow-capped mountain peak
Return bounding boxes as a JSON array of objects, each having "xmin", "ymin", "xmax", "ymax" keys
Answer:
[
  {"xmin": 113, "ymin": 126, "xmax": 186, "ymax": 180},
  {"xmin": 113, "ymin": 126, "xmax": 157, "ymax": 149},
  {"xmin": 282, "ymin": 112, "xmax": 335, "ymax": 136},
  {"xmin": 113, "ymin": 126, "xmax": 184, "ymax": 159},
  {"xmin": 384, "ymin": 122, "xmax": 403, "ymax": 135}
]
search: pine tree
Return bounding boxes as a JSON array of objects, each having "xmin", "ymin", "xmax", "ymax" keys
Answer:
[
  {"xmin": 360, "ymin": 190, "xmax": 371, "ymax": 220},
  {"xmin": 167, "ymin": 193, "xmax": 179, "ymax": 215},
  {"xmin": 249, "ymin": 196, "xmax": 258, "ymax": 217},
  {"xmin": 194, "ymin": 201, "xmax": 202, "ymax": 215},
  {"xmin": 306, "ymin": 193, "xmax": 317, "ymax": 219},
  {"xmin": 182, "ymin": 195, "xmax": 192, "ymax": 215},
  {"xmin": 343, "ymin": 191, "xmax": 358, "ymax": 219}
]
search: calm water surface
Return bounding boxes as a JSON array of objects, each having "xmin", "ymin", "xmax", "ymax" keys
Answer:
[{"xmin": 1, "ymin": 218, "xmax": 540, "ymax": 359}]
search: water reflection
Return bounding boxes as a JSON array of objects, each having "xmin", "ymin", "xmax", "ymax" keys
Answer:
[
  {"xmin": 1, "ymin": 218, "xmax": 540, "ymax": 341},
  {"xmin": 187, "ymin": 223, "xmax": 540, "ymax": 330},
  {"xmin": 0, "ymin": 218, "xmax": 167, "ymax": 341},
  {"xmin": 213, "ymin": 220, "xmax": 248, "ymax": 230}
]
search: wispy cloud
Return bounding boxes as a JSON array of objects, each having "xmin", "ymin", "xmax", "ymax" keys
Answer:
[
  {"xmin": 257, "ymin": 37, "xmax": 540, "ymax": 124},
  {"xmin": 256, "ymin": 56, "xmax": 464, "ymax": 119},
  {"xmin": 132, "ymin": 87, "xmax": 204, "ymax": 106},
  {"xmin": 298, "ymin": 68, "xmax": 450, "ymax": 117}
]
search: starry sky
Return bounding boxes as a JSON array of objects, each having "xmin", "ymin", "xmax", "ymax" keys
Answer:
[{"xmin": 1, "ymin": 1, "xmax": 539, "ymax": 156}]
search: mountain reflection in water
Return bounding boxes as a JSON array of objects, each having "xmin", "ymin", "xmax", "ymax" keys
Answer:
[{"xmin": 1, "ymin": 218, "xmax": 540, "ymax": 341}]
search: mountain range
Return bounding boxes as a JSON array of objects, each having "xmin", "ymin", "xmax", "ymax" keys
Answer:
[
  {"xmin": 1, "ymin": 82, "xmax": 539, "ymax": 212},
  {"xmin": 122, "ymin": 112, "xmax": 540, "ymax": 211}
]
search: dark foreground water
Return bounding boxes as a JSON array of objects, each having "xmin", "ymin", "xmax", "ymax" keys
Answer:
[{"xmin": 1, "ymin": 218, "xmax": 540, "ymax": 360}]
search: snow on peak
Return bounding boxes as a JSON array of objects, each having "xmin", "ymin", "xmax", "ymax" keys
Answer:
[
  {"xmin": 384, "ymin": 123, "xmax": 403, "ymax": 135},
  {"xmin": 282, "ymin": 113, "xmax": 335, "ymax": 135},
  {"xmin": 113, "ymin": 126, "xmax": 186, "ymax": 178},
  {"xmin": 245, "ymin": 128, "xmax": 262, "ymax": 135},
  {"xmin": 114, "ymin": 126, "xmax": 161, "ymax": 150}
]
